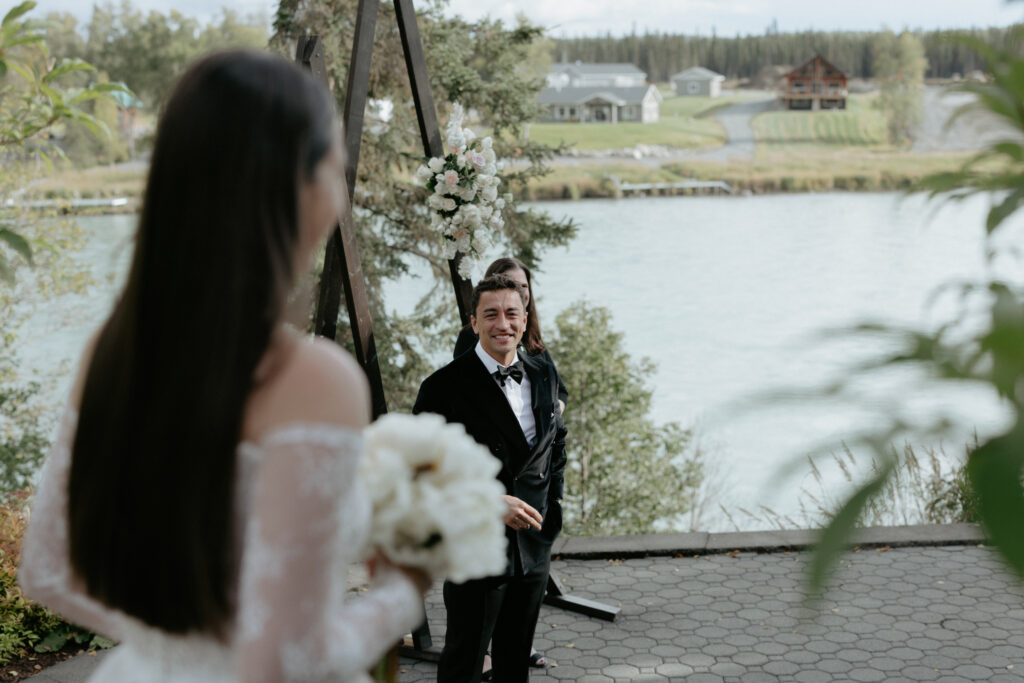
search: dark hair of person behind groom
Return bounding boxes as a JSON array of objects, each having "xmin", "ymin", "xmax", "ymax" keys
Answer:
[
  {"xmin": 68, "ymin": 50, "xmax": 336, "ymax": 638},
  {"xmin": 484, "ymin": 257, "xmax": 546, "ymax": 354}
]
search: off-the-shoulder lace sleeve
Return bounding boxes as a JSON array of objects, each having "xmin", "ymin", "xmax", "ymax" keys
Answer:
[
  {"xmin": 19, "ymin": 406, "xmax": 130, "ymax": 639},
  {"xmin": 235, "ymin": 425, "xmax": 423, "ymax": 683}
]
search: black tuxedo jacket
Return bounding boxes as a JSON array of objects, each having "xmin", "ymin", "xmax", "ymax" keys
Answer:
[{"xmin": 413, "ymin": 348, "xmax": 566, "ymax": 576}]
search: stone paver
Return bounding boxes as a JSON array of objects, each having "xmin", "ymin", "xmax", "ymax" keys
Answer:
[
  {"xmin": 395, "ymin": 545, "xmax": 1024, "ymax": 682},
  {"xmin": 37, "ymin": 542, "xmax": 1024, "ymax": 682}
]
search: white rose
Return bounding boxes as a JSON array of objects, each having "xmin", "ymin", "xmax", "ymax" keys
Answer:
[
  {"xmin": 442, "ymin": 238, "xmax": 458, "ymax": 259},
  {"xmin": 414, "ymin": 165, "xmax": 433, "ymax": 184},
  {"xmin": 428, "ymin": 157, "xmax": 445, "ymax": 173}
]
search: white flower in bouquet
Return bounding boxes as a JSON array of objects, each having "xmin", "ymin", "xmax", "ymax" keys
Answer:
[
  {"xmin": 360, "ymin": 413, "xmax": 508, "ymax": 583},
  {"xmin": 456, "ymin": 255, "xmax": 476, "ymax": 280},
  {"xmin": 445, "ymin": 103, "xmax": 468, "ymax": 151}
]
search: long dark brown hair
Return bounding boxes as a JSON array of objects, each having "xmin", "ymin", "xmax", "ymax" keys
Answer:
[
  {"xmin": 68, "ymin": 50, "xmax": 336, "ymax": 637},
  {"xmin": 485, "ymin": 257, "xmax": 546, "ymax": 354}
]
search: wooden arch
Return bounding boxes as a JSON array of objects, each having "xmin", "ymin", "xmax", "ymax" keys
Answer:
[{"xmin": 296, "ymin": 0, "xmax": 618, "ymax": 661}]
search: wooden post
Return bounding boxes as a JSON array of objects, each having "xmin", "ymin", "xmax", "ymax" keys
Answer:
[
  {"xmin": 394, "ymin": 0, "xmax": 474, "ymax": 326},
  {"xmin": 299, "ymin": 33, "xmax": 389, "ymax": 419}
]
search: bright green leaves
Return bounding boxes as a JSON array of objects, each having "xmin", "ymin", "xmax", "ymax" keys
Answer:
[{"xmin": 0, "ymin": 2, "xmax": 132, "ymax": 286}]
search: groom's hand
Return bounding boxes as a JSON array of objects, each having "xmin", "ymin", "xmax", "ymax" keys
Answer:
[{"xmin": 502, "ymin": 495, "xmax": 543, "ymax": 531}]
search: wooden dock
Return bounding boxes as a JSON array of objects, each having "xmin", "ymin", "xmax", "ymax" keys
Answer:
[
  {"xmin": 607, "ymin": 176, "xmax": 733, "ymax": 197},
  {"xmin": 4, "ymin": 197, "xmax": 130, "ymax": 209}
]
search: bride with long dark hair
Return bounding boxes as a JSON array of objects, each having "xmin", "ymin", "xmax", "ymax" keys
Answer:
[{"xmin": 19, "ymin": 49, "xmax": 429, "ymax": 681}]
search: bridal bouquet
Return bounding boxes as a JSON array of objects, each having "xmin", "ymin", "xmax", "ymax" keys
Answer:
[
  {"xmin": 360, "ymin": 412, "xmax": 508, "ymax": 583},
  {"xmin": 414, "ymin": 103, "xmax": 506, "ymax": 280}
]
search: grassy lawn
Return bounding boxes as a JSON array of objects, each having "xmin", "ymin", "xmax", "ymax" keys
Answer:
[
  {"xmin": 523, "ymin": 148, "xmax": 976, "ymax": 200},
  {"xmin": 665, "ymin": 148, "xmax": 975, "ymax": 188},
  {"xmin": 752, "ymin": 93, "xmax": 888, "ymax": 148},
  {"xmin": 526, "ymin": 92, "xmax": 758, "ymax": 152}
]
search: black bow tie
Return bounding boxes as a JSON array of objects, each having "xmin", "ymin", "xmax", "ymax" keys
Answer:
[{"xmin": 493, "ymin": 360, "xmax": 524, "ymax": 386}]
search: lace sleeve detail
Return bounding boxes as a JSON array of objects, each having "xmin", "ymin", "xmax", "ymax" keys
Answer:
[
  {"xmin": 19, "ymin": 406, "xmax": 129, "ymax": 639},
  {"xmin": 235, "ymin": 426, "xmax": 423, "ymax": 683}
]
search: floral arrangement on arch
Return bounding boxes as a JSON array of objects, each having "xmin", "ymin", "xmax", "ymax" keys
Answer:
[{"xmin": 415, "ymin": 103, "xmax": 507, "ymax": 280}]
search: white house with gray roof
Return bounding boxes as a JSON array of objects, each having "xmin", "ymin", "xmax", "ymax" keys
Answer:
[
  {"xmin": 546, "ymin": 62, "xmax": 648, "ymax": 89},
  {"xmin": 538, "ymin": 84, "xmax": 662, "ymax": 124},
  {"xmin": 540, "ymin": 62, "xmax": 660, "ymax": 123},
  {"xmin": 671, "ymin": 66, "xmax": 725, "ymax": 97}
]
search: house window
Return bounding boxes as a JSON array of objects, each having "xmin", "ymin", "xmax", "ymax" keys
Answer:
[
  {"xmin": 569, "ymin": 107, "xmax": 576, "ymax": 117},
  {"xmin": 559, "ymin": 107, "xmax": 566, "ymax": 117}
]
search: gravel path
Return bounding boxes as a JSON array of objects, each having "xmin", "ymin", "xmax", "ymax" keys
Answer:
[{"xmin": 912, "ymin": 85, "xmax": 1018, "ymax": 153}]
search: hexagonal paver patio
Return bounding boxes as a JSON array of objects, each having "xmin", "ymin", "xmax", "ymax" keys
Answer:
[{"xmin": 397, "ymin": 545, "xmax": 1024, "ymax": 682}]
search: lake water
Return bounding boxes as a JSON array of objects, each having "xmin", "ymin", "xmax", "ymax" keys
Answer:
[{"xmin": 18, "ymin": 193, "xmax": 1020, "ymax": 530}]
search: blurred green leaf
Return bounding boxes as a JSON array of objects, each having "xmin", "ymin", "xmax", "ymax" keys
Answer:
[
  {"xmin": 41, "ymin": 58, "xmax": 94, "ymax": 83},
  {"xmin": 967, "ymin": 429, "xmax": 1024, "ymax": 577},
  {"xmin": 987, "ymin": 186, "xmax": 1024, "ymax": 234},
  {"xmin": 0, "ymin": 253, "xmax": 12, "ymax": 285},
  {"xmin": 0, "ymin": 229, "xmax": 32, "ymax": 266},
  {"xmin": 808, "ymin": 456, "xmax": 896, "ymax": 598},
  {"xmin": 1, "ymin": 1, "xmax": 35, "ymax": 28}
]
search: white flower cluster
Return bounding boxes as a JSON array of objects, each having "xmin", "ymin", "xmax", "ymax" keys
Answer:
[
  {"xmin": 414, "ymin": 103, "xmax": 506, "ymax": 280},
  {"xmin": 359, "ymin": 412, "xmax": 508, "ymax": 584}
]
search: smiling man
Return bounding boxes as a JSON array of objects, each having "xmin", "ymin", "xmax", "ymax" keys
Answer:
[{"xmin": 414, "ymin": 274, "xmax": 566, "ymax": 683}]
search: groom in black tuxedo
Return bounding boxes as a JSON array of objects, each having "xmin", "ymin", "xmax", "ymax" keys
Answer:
[{"xmin": 414, "ymin": 274, "xmax": 566, "ymax": 683}]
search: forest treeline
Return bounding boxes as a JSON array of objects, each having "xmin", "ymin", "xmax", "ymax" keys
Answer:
[{"xmin": 551, "ymin": 26, "xmax": 1022, "ymax": 82}]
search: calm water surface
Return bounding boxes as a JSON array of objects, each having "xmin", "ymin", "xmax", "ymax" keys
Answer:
[
  {"xmin": 389, "ymin": 192, "xmax": 1017, "ymax": 527},
  {"xmin": 20, "ymin": 193, "xmax": 1021, "ymax": 529}
]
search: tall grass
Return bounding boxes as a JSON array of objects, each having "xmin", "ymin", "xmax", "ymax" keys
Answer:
[{"xmin": 723, "ymin": 442, "xmax": 979, "ymax": 531}]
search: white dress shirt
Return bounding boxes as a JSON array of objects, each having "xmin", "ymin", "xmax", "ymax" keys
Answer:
[{"xmin": 475, "ymin": 341, "xmax": 537, "ymax": 447}]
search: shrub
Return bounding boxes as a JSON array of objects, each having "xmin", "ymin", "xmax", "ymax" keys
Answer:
[
  {"xmin": 0, "ymin": 491, "xmax": 112, "ymax": 665},
  {"xmin": 0, "ymin": 490, "xmax": 62, "ymax": 663}
]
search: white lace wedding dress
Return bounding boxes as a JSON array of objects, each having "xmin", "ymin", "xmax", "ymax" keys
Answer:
[{"xmin": 20, "ymin": 406, "xmax": 423, "ymax": 682}]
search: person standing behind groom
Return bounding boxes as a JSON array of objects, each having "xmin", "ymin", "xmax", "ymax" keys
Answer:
[{"xmin": 414, "ymin": 274, "xmax": 566, "ymax": 683}]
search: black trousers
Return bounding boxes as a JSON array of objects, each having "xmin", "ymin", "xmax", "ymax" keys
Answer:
[{"xmin": 437, "ymin": 553, "xmax": 550, "ymax": 683}]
